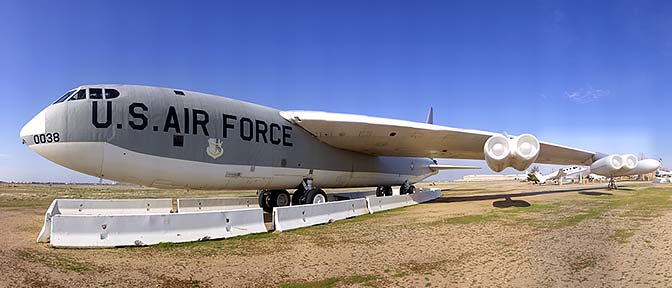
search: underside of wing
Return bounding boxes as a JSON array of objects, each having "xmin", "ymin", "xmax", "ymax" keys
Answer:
[
  {"xmin": 281, "ymin": 110, "xmax": 597, "ymax": 167},
  {"xmin": 429, "ymin": 164, "xmax": 482, "ymax": 171}
]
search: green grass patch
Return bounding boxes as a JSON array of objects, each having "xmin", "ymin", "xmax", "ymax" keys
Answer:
[
  {"xmin": 431, "ymin": 213, "xmax": 499, "ymax": 225},
  {"xmin": 611, "ymin": 228, "xmax": 637, "ymax": 243},
  {"xmin": 430, "ymin": 187, "xmax": 672, "ymax": 229},
  {"xmin": 17, "ymin": 249, "xmax": 94, "ymax": 273},
  {"xmin": 279, "ymin": 275, "xmax": 378, "ymax": 288},
  {"xmin": 569, "ymin": 255, "xmax": 598, "ymax": 272}
]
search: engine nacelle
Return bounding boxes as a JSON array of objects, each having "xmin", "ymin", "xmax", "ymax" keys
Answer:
[
  {"xmin": 619, "ymin": 154, "xmax": 638, "ymax": 173},
  {"xmin": 590, "ymin": 154, "xmax": 625, "ymax": 176},
  {"xmin": 625, "ymin": 158, "xmax": 661, "ymax": 176},
  {"xmin": 483, "ymin": 134, "xmax": 540, "ymax": 172}
]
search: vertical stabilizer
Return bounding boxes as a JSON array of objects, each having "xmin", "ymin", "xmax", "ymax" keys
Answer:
[{"xmin": 426, "ymin": 107, "xmax": 433, "ymax": 124}]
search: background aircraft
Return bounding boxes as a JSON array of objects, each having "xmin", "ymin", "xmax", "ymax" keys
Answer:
[
  {"xmin": 657, "ymin": 170, "xmax": 672, "ymax": 178},
  {"xmin": 533, "ymin": 166, "xmax": 588, "ymax": 184},
  {"xmin": 20, "ymin": 85, "xmax": 661, "ymax": 211},
  {"xmin": 535, "ymin": 158, "xmax": 661, "ymax": 188}
]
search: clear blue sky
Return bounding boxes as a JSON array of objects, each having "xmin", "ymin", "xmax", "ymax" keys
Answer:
[{"xmin": 1, "ymin": 0, "xmax": 670, "ymax": 182}]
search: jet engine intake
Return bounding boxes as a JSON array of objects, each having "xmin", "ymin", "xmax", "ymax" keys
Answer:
[
  {"xmin": 590, "ymin": 154, "xmax": 625, "ymax": 176},
  {"xmin": 483, "ymin": 133, "xmax": 540, "ymax": 172},
  {"xmin": 620, "ymin": 154, "xmax": 638, "ymax": 172}
]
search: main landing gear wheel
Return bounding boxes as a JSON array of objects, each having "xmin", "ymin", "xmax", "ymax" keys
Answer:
[
  {"xmin": 304, "ymin": 189, "xmax": 327, "ymax": 204},
  {"xmin": 258, "ymin": 189, "xmax": 290, "ymax": 213},
  {"xmin": 292, "ymin": 188, "xmax": 305, "ymax": 205},
  {"xmin": 400, "ymin": 184, "xmax": 416, "ymax": 195},
  {"xmin": 376, "ymin": 186, "xmax": 393, "ymax": 197}
]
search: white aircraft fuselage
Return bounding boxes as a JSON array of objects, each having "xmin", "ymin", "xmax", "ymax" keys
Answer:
[{"xmin": 20, "ymin": 85, "xmax": 438, "ymax": 190}]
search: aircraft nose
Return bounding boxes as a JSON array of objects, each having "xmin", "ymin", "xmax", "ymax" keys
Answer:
[{"xmin": 20, "ymin": 109, "xmax": 46, "ymax": 144}]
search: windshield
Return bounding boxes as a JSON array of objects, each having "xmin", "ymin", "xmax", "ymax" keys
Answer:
[{"xmin": 53, "ymin": 89, "xmax": 76, "ymax": 104}]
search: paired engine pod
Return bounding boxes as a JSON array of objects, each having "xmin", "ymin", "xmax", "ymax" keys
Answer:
[
  {"xmin": 483, "ymin": 133, "xmax": 540, "ymax": 172},
  {"xmin": 510, "ymin": 134, "xmax": 540, "ymax": 171},
  {"xmin": 620, "ymin": 154, "xmax": 638, "ymax": 172},
  {"xmin": 483, "ymin": 134, "xmax": 511, "ymax": 172},
  {"xmin": 590, "ymin": 154, "xmax": 625, "ymax": 176}
]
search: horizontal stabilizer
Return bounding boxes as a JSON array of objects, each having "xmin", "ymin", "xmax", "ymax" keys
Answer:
[{"xmin": 429, "ymin": 164, "xmax": 481, "ymax": 171}]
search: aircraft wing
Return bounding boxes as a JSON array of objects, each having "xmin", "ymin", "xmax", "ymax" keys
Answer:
[
  {"xmin": 429, "ymin": 164, "xmax": 481, "ymax": 171},
  {"xmin": 281, "ymin": 110, "xmax": 597, "ymax": 166}
]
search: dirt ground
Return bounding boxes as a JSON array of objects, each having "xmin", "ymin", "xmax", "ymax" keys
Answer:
[{"xmin": 1, "ymin": 181, "xmax": 672, "ymax": 287}]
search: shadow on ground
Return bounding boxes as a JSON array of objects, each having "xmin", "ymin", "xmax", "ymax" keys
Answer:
[
  {"xmin": 492, "ymin": 198, "xmax": 531, "ymax": 208},
  {"xmin": 432, "ymin": 186, "xmax": 620, "ymax": 205},
  {"xmin": 578, "ymin": 191, "xmax": 613, "ymax": 196}
]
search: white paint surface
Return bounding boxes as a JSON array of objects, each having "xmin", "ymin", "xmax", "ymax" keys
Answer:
[
  {"xmin": 272, "ymin": 198, "xmax": 369, "ymax": 232},
  {"xmin": 50, "ymin": 208, "xmax": 267, "ymax": 248}
]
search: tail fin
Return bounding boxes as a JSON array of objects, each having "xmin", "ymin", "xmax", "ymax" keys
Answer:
[
  {"xmin": 426, "ymin": 107, "xmax": 433, "ymax": 124},
  {"xmin": 534, "ymin": 171, "xmax": 548, "ymax": 184}
]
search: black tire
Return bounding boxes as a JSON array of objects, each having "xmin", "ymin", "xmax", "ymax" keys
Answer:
[
  {"xmin": 305, "ymin": 189, "xmax": 327, "ymax": 204},
  {"xmin": 258, "ymin": 190, "xmax": 272, "ymax": 213},
  {"xmin": 383, "ymin": 186, "xmax": 393, "ymax": 196},
  {"xmin": 376, "ymin": 186, "xmax": 385, "ymax": 197},
  {"xmin": 269, "ymin": 190, "xmax": 291, "ymax": 208},
  {"xmin": 292, "ymin": 188, "xmax": 305, "ymax": 205},
  {"xmin": 407, "ymin": 185, "xmax": 416, "ymax": 194}
]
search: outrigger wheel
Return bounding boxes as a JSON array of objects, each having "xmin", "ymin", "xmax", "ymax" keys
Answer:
[{"xmin": 258, "ymin": 189, "xmax": 291, "ymax": 213}]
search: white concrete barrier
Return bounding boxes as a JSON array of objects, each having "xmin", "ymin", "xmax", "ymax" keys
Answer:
[
  {"xmin": 366, "ymin": 194, "xmax": 413, "ymax": 213},
  {"xmin": 56, "ymin": 199, "xmax": 173, "ymax": 215},
  {"xmin": 36, "ymin": 199, "xmax": 59, "ymax": 243},
  {"xmin": 366, "ymin": 188, "xmax": 442, "ymax": 213},
  {"xmin": 37, "ymin": 198, "xmax": 173, "ymax": 243},
  {"xmin": 272, "ymin": 199, "xmax": 369, "ymax": 232},
  {"xmin": 410, "ymin": 188, "xmax": 443, "ymax": 204},
  {"xmin": 50, "ymin": 208, "xmax": 267, "ymax": 248},
  {"xmin": 177, "ymin": 197, "xmax": 258, "ymax": 212}
]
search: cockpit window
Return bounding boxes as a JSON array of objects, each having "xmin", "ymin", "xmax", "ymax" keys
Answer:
[
  {"xmin": 53, "ymin": 90, "xmax": 75, "ymax": 104},
  {"xmin": 89, "ymin": 88, "xmax": 103, "ymax": 99},
  {"xmin": 104, "ymin": 89, "xmax": 119, "ymax": 99},
  {"xmin": 69, "ymin": 89, "xmax": 87, "ymax": 101}
]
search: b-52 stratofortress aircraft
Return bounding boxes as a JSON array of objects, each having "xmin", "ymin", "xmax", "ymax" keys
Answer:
[{"xmin": 20, "ymin": 85, "xmax": 661, "ymax": 211}]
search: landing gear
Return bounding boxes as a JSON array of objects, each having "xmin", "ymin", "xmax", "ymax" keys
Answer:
[
  {"xmin": 304, "ymin": 189, "xmax": 327, "ymax": 204},
  {"xmin": 258, "ymin": 189, "xmax": 290, "ymax": 213},
  {"xmin": 291, "ymin": 178, "xmax": 328, "ymax": 205},
  {"xmin": 376, "ymin": 186, "xmax": 393, "ymax": 197},
  {"xmin": 291, "ymin": 188, "xmax": 304, "ymax": 205},
  {"xmin": 399, "ymin": 181, "xmax": 416, "ymax": 195},
  {"xmin": 608, "ymin": 177, "xmax": 618, "ymax": 190}
]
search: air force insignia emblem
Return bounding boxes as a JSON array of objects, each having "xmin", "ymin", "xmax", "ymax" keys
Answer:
[{"xmin": 206, "ymin": 138, "xmax": 224, "ymax": 159}]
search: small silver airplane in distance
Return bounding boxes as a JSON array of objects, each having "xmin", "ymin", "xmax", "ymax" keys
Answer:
[
  {"xmin": 657, "ymin": 169, "xmax": 672, "ymax": 178},
  {"xmin": 20, "ymin": 85, "xmax": 662, "ymax": 211},
  {"xmin": 534, "ymin": 162, "xmax": 659, "ymax": 188},
  {"xmin": 534, "ymin": 166, "xmax": 589, "ymax": 184}
]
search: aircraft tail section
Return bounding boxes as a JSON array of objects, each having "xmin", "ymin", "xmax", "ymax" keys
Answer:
[
  {"xmin": 426, "ymin": 107, "xmax": 434, "ymax": 124},
  {"xmin": 534, "ymin": 171, "xmax": 548, "ymax": 184}
]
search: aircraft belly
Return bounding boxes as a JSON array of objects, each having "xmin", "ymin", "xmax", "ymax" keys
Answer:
[{"xmin": 97, "ymin": 142, "xmax": 419, "ymax": 190}]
